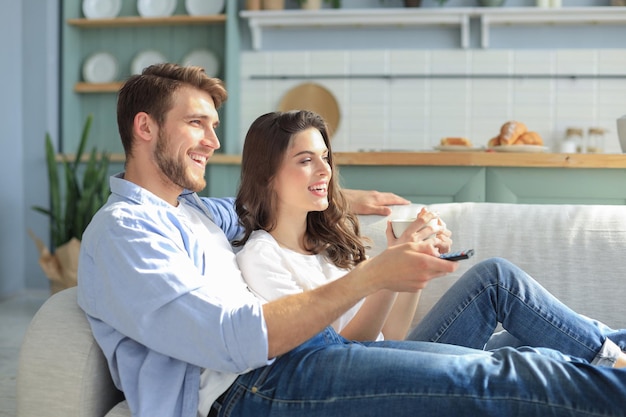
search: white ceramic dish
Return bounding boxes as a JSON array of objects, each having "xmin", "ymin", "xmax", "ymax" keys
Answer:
[
  {"xmin": 391, "ymin": 218, "xmax": 440, "ymax": 239},
  {"xmin": 137, "ymin": 0, "xmax": 177, "ymax": 17},
  {"xmin": 617, "ymin": 115, "xmax": 626, "ymax": 152},
  {"xmin": 82, "ymin": 0, "xmax": 122, "ymax": 19},
  {"xmin": 82, "ymin": 52, "xmax": 119, "ymax": 83},
  {"xmin": 488, "ymin": 145, "xmax": 548, "ymax": 153},
  {"xmin": 182, "ymin": 49, "xmax": 220, "ymax": 77},
  {"xmin": 131, "ymin": 50, "xmax": 167, "ymax": 75},
  {"xmin": 185, "ymin": 0, "xmax": 225, "ymax": 15},
  {"xmin": 434, "ymin": 145, "xmax": 484, "ymax": 152}
]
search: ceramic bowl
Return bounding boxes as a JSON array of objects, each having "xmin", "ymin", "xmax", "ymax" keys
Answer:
[
  {"xmin": 617, "ymin": 115, "xmax": 626, "ymax": 153},
  {"xmin": 391, "ymin": 218, "xmax": 439, "ymax": 239}
]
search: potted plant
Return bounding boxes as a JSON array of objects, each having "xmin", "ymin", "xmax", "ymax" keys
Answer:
[{"xmin": 29, "ymin": 114, "xmax": 111, "ymax": 294}]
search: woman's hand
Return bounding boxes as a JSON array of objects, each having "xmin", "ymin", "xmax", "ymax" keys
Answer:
[{"xmin": 385, "ymin": 207, "xmax": 453, "ymax": 257}]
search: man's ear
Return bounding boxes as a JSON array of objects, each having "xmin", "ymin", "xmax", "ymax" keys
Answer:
[{"xmin": 134, "ymin": 112, "xmax": 156, "ymax": 143}]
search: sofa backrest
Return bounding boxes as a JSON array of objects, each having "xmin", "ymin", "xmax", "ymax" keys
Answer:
[{"xmin": 359, "ymin": 202, "xmax": 626, "ymax": 330}]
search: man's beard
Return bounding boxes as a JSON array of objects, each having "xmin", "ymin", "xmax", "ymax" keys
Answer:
[{"xmin": 154, "ymin": 130, "xmax": 206, "ymax": 192}]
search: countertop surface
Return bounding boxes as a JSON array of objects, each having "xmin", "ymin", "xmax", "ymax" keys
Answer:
[{"xmin": 207, "ymin": 151, "xmax": 626, "ymax": 169}]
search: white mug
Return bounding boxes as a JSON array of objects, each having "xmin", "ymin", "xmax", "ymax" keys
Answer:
[
  {"xmin": 391, "ymin": 218, "xmax": 440, "ymax": 239},
  {"xmin": 617, "ymin": 115, "xmax": 626, "ymax": 153}
]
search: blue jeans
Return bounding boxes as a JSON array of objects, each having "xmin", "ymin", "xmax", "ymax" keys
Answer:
[
  {"xmin": 217, "ymin": 259, "xmax": 626, "ymax": 416},
  {"xmin": 408, "ymin": 257, "xmax": 626, "ymax": 366}
]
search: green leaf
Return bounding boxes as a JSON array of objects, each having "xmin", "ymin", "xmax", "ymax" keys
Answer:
[{"xmin": 32, "ymin": 114, "xmax": 110, "ymax": 250}]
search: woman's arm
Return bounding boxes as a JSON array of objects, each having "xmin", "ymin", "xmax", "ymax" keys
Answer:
[
  {"xmin": 338, "ymin": 290, "xmax": 398, "ymax": 341},
  {"xmin": 381, "ymin": 291, "xmax": 422, "ymax": 340}
]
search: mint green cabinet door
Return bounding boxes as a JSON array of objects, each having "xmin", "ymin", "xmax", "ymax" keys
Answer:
[
  {"xmin": 205, "ymin": 164, "xmax": 241, "ymax": 198},
  {"xmin": 336, "ymin": 166, "xmax": 487, "ymax": 204},
  {"xmin": 486, "ymin": 168, "xmax": 626, "ymax": 204}
]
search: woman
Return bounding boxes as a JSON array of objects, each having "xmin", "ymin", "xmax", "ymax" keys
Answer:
[{"xmin": 235, "ymin": 110, "xmax": 626, "ymax": 368}]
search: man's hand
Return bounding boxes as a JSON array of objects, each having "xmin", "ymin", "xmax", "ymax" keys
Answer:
[{"xmin": 344, "ymin": 189, "xmax": 410, "ymax": 216}]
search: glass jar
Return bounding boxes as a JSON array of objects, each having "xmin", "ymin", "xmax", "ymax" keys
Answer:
[
  {"xmin": 562, "ymin": 127, "xmax": 584, "ymax": 153},
  {"xmin": 586, "ymin": 127, "xmax": 605, "ymax": 153}
]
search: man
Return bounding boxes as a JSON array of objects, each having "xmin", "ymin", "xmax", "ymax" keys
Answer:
[{"xmin": 78, "ymin": 63, "xmax": 626, "ymax": 417}]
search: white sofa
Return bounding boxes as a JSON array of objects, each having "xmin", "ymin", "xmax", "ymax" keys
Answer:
[{"xmin": 17, "ymin": 202, "xmax": 626, "ymax": 416}]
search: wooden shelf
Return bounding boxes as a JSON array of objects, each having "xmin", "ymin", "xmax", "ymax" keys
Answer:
[
  {"xmin": 203, "ymin": 152, "xmax": 626, "ymax": 169},
  {"xmin": 240, "ymin": 7, "xmax": 626, "ymax": 50},
  {"xmin": 67, "ymin": 14, "xmax": 226, "ymax": 28},
  {"xmin": 74, "ymin": 82, "xmax": 123, "ymax": 93}
]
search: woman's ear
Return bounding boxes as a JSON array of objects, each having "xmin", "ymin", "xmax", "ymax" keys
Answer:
[{"xmin": 133, "ymin": 112, "xmax": 156, "ymax": 143}]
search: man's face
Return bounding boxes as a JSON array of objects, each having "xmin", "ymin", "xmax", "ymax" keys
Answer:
[{"xmin": 153, "ymin": 86, "xmax": 220, "ymax": 192}]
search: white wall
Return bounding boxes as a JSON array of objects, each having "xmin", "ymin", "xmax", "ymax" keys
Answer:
[
  {"xmin": 240, "ymin": 49, "xmax": 626, "ymax": 153},
  {"xmin": 0, "ymin": 0, "xmax": 59, "ymax": 297},
  {"xmin": 0, "ymin": 0, "xmax": 25, "ymax": 297}
]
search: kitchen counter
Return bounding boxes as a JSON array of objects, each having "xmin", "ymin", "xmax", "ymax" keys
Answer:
[{"xmin": 208, "ymin": 152, "xmax": 626, "ymax": 169}]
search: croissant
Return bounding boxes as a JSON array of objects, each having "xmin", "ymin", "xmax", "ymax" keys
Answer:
[
  {"xmin": 441, "ymin": 137, "xmax": 472, "ymax": 147},
  {"xmin": 499, "ymin": 121, "xmax": 527, "ymax": 145},
  {"xmin": 487, "ymin": 136, "xmax": 501, "ymax": 147},
  {"xmin": 514, "ymin": 131, "xmax": 543, "ymax": 145}
]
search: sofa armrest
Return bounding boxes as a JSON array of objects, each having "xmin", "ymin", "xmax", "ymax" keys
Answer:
[{"xmin": 16, "ymin": 287, "xmax": 126, "ymax": 417}]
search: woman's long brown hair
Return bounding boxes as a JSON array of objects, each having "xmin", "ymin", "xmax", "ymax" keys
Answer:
[{"xmin": 233, "ymin": 110, "xmax": 367, "ymax": 269}]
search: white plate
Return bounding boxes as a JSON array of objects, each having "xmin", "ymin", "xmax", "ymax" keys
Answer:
[
  {"xmin": 488, "ymin": 145, "xmax": 548, "ymax": 153},
  {"xmin": 182, "ymin": 49, "xmax": 220, "ymax": 77},
  {"xmin": 82, "ymin": 52, "xmax": 119, "ymax": 83},
  {"xmin": 185, "ymin": 0, "xmax": 225, "ymax": 15},
  {"xmin": 434, "ymin": 145, "xmax": 484, "ymax": 152},
  {"xmin": 137, "ymin": 0, "xmax": 177, "ymax": 17},
  {"xmin": 131, "ymin": 50, "xmax": 167, "ymax": 75},
  {"xmin": 82, "ymin": 0, "xmax": 122, "ymax": 19}
]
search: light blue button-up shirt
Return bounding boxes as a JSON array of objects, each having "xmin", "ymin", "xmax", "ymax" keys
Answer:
[{"xmin": 77, "ymin": 174, "xmax": 271, "ymax": 417}]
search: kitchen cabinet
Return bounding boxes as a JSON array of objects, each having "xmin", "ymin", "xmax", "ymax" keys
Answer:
[{"xmin": 60, "ymin": 0, "xmax": 241, "ymax": 154}]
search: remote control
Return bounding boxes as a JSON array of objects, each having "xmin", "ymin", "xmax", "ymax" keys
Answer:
[{"xmin": 440, "ymin": 249, "xmax": 474, "ymax": 261}]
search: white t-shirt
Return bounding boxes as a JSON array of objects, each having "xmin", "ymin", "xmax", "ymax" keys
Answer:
[{"xmin": 236, "ymin": 230, "xmax": 382, "ymax": 339}]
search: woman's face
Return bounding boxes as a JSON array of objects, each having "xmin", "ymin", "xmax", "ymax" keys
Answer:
[{"xmin": 272, "ymin": 127, "xmax": 332, "ymax": 219}]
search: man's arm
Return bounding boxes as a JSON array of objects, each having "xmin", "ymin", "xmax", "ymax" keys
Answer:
[
  {"xmin": 342, "ymin": 189, "xmax": 410, "ymax": 216},
  {"xmin": 204, "ymin": 190, "xmax": 409, "ymax": 237},
  {"xmin": 261, "ymin": 243, "xmax": 458, "ymax": 358}
]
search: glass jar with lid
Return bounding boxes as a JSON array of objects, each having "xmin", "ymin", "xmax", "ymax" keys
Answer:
[
  {"xmin": 586, "ymin": 127, "xmax": 605, "ymax": 153},
  {"xmin": 561, "ymin": 127, "xmax": 584, "ymax": 153}
]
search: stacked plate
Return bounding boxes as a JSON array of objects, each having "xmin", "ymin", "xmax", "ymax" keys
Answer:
[
  {"xmin": 182, "ymin": 49, "xmax": 220, "ymax": 77},
  {"xmin": 82, "ymin": 0, "xmax": 122, "ymax": 19},
  {"xmin": 82, "ymin": 52, "xmax": 119, "ymax": 83},
  {"xmin": 131, "ymin": 50, "xmax": 168, "ymax": 75},
  {"xmin": 137, "ymin": 0, "xmax": 177, "ymax": 17},
  {"xmin": 185, "ymin": 0, "xmax": 225, "ymax": 15}
]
